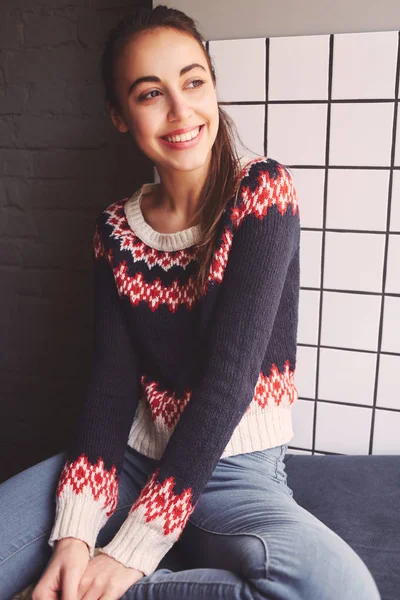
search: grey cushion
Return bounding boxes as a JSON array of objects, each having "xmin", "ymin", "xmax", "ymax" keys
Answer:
[{"xmin": 282, "ymin": 453, "xmax": 400, "ymax": 600}]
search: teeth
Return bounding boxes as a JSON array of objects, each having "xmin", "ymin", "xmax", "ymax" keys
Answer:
[{"xmin": 165, "ymin": 126, "xmax": 201, "ymax": 143}]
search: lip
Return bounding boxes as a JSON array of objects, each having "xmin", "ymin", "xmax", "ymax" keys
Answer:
[
  {"xmin": 161, "ymin": 124, "xmax": 205, "ymax": 138},
  {"xmin": 159, "ymin": 124, "xmax": 205, "ymax": 150}
]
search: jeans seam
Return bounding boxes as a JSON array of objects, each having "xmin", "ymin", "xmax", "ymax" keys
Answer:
[
  {"xmin": 0, "ymin": 503, "xmax": 133, "ymax": 567},
  {"xmin": 133, "ymin": 581, "xmax": 240, "ymax": 589},
  {"xmin": 0, "ymin": 532, "xmax": 48, "ymax": 567},
  {"xmin": 187, "ymin": 517, "xmax": 269, "ymax": 581}
]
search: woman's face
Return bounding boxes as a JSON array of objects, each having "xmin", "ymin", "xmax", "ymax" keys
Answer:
[{"xmin": 109, "ymin": 27, "xmax": 220, "ymax": 174}]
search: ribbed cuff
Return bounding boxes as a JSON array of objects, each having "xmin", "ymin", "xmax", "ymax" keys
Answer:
[
  {"xmin": 48, "ymin": 491, "xmax": 110, "ymax": 558},
  {"xmin": 98, "ymin": 503, "xmax": 181, "ymax": 575}
]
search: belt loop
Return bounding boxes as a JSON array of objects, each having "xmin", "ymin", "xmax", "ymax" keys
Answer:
[{"xmin": 279, "ymin": 443, "xmax": 287, "ymax": 460}]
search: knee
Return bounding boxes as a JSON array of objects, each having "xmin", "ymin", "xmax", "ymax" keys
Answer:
[
  {"xmin": 251, "ymin": 527, "xmax": 381, "ymax": 600},
  {"xmin": 318, "ymin": 536, "xmax": 381, "ymax": 600},
  {"xmin": 307, "ymin": 528, "xmax": 381, "ymax": 600}
]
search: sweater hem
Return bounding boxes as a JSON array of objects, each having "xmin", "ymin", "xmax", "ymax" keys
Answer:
[{"xmin": 128, "ymin": 401, "xmax": 295, "ymax": 461}]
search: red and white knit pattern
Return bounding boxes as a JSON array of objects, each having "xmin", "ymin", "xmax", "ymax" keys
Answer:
[
  {"xmin": 98, "ymin": 468, "xmax": 196, "ymax": 574},
  {"xmin": 47, "ymin": 454, "xmax": 120, "ymax": 557},
  {"xmin": 250, "ymin": 360, "xmax": 297, "ymax": 411},
  {"xmin": 98, "ymin": 160, "xmax": 298, "ymax": 313},
  {"xmin": 113, "ymin": 265, "xmax": 201, "ymax": 312},
  {"xmin": 56, "ymin": 454, "xmax": 119, "ymax": 517},
  {"xmin": 129, "ymin": 468, "xmax": 195, "ymax": 535},
  {"xmin": 106, "ymin": 201, "xmax": 197, "ymax": 269},
  {"xmin": 127, "ymin": 361, "xmax": 297, "ymax": 460},
  {"xmin": 141, "ymin": 375, "xmax": 191, "ymax": 430},
  {"xmin": 231, "ymin": 161, "xmax": 299, "ymax": 226}
]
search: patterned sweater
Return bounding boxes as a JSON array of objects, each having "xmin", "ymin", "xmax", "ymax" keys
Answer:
[{"xmin": 48, "ymin": 155, "xmax": 301, "ymax": 575}]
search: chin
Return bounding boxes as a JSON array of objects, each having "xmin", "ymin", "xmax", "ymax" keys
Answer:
[
  {"xmin": 158, "ymin": 152, "xmax": 211, "ymax": 171},
  {"xmin": 175, "ymin": 155, "xmax": 211, "ymax": 171}
]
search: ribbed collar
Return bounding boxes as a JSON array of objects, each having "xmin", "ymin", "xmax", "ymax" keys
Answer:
[{"xmin": 124, "ymin": 155, "xmax": 253, "ymax": 251}]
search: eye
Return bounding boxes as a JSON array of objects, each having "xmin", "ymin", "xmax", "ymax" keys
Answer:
[
  {"xmin": 188, "ymin": 79, "xmax": 205, "ymax": 89},
  {"xmin": 139, "ymin": 89, "xmax": 161, "ymax": 101},
  {"xmin": 138, "ymin": 79, "xmax": 205, "ymax": 102}
]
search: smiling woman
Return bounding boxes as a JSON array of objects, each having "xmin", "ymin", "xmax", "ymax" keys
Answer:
[
  {"xmin": 0, "ymin": 4, "xmax": 381, "ymax": 600},
  {"xmin": 100, "ymin": 15, "xmax": 250, "ymax": 295}
]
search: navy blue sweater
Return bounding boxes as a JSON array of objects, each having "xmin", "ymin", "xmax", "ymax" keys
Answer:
[{"xmin": 48, "ymin": 156, "xmax": 301, "ymax": 575}]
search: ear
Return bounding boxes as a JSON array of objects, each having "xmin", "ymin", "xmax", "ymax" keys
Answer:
[{"xmin": 106, "ymin": 101, "xmax": 129, "ymax": 133}]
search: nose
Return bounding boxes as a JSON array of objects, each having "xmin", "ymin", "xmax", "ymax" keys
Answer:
[{"xmin": 167, "ymin": 89, "xmax": 193, "ymax": 122}]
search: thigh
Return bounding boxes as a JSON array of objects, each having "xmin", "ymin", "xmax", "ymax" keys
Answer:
[
  {"xmin": 179, "ymin": 444, "xmax": 381, "ymax": 600},
  {"xmin": 0, "ymin": 446, "xmax": 154, "ymax": 599}
]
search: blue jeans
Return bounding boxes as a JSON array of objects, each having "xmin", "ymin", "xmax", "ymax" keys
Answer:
[{"xmin": 0, "ymin": 443, "xmax": 381, "ymax": 600}]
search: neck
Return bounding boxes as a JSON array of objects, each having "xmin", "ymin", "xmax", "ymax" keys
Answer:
[{"xmin": 154, "ymin": 155, "xmax": 212, "ymax": 224}]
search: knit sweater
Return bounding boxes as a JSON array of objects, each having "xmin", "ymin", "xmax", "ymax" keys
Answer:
[{"xmin": 48, "ymin": 155, "xmax": 301, "ymax": 576}]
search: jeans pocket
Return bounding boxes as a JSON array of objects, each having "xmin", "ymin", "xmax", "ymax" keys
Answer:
[
  {"xmin": 244, "ymin": 444, "xmax": 287, "ymax": 481},
  {"xmin": 219, "ymin": 444, "xmax": 291, "ymax": 485},
  {"xmin": 254, "ymin": 444, "xmax": 290, "ymax": 483}
]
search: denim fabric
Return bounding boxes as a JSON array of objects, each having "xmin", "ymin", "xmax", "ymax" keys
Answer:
[{"xmin": 0, "ymin": 444, "xmax": 381, "ymax": 600}]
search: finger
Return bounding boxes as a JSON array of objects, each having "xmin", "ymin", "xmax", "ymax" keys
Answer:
[
  {"xmin": 32, "ymin": 584, "xmax": 59, "ymax": 600},
  {"xmin": 80, "ymin": 586, "xmax": 103, "ymax": 600},
  {"xmin": 60, "ymin": 567, "xmax": 83, "ymax": 600}
]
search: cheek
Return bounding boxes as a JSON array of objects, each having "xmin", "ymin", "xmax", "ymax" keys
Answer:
[
  {"xmin": 132, "ymin": 112, "xmax": 159, "ymax": 139},
  {"xmin": 204, "ymin": 96, "xmax": 219, "ymax": 124},
  {"xmin": 134, "ymin": 121, "xmax": 152, "ymax": 139},
  {"xmin": 207, "ymin": 104, "xmax": 219, "ymax": 135}
]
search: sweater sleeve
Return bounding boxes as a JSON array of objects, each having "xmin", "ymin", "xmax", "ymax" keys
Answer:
[
  {"xmin": 98, "ymin": 158, "xmax": 301, "ymax": 575},
  {"xmin": 47, "ymin": 219, "xmax": 141, "ymax": 557}
]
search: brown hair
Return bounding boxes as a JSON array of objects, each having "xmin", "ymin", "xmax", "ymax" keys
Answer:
[{"xmin": 101, "ymin": 5, "xmax": 255, "ymax": 296}]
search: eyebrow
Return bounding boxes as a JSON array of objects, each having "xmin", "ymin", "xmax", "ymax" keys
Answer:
[{"xmin": 127, "ymin": 63, "xmax": 207, "ymax": 96}]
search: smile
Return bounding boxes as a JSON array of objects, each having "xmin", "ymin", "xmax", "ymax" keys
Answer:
[
  {"xmin": 162, "ymin": 125, "xmax": 203, "ymax": 143},
  {"xmin": 159, "ymin": 124, "xmax": 206, "ymax": 150}
]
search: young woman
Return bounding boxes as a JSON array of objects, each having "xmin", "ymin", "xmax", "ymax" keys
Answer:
[{"xmin": 0, "ymin": 5, "xmax": 381, "ymax": 600}]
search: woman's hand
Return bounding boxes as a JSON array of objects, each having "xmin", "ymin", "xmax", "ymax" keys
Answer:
[
  {"xmin": 32, "ymin": 537, "xmax": 91, "ymax": 600},
  {"xmin": 76, "ymin": 552, "xmax": 144, "ymax": 599},
  {"xmin": 31, "ymin": 538, "xmax": 144, "ymax": 600}
]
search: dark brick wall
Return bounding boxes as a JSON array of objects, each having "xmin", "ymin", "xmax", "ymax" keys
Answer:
[{"xmin": 0, "ymin": 0, "xmax": 152, "ymax": 483}]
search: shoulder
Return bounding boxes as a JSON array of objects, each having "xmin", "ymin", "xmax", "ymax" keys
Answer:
[
  {"xmin": 232, "ymin": 156, "xmax": 299, "ymax": 225},
  {"xmin": 241, "ymin": 155, "xmax": 293, "ymax": 178},
  {"xmin": 97, "ymin": 195, "xmax": 133, "ymax": 226},
  {"xmin": 94, "ymin": 193, "xmax": 136, "ymax": 240},
  {"xmin": 238, "ymin": 156, "xmax": 297, "ymax": 202},
  {"xmin": 92, "ymin": 196, "xmax": 131, "ymax": 261}
]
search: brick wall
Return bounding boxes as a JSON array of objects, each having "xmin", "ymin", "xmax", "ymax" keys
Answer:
[{"xmin": 0, "ymin": 0, "xmax": 152, "ymax": 483}]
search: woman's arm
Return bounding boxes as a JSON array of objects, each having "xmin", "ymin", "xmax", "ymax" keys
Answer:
[{"xmin": 47, "ymin": 220, "xmax": 141, "ymax": 557}]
